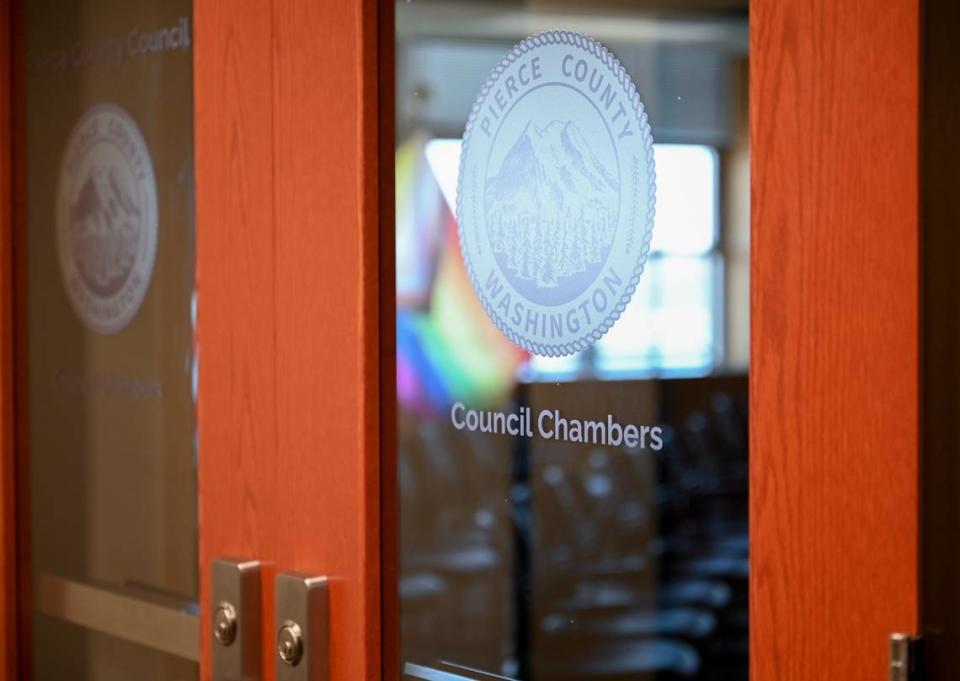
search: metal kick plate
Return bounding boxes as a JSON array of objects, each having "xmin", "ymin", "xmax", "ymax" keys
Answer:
[
  {"xmin": 212, "ymin": 558, "xmax": 262, "ymax": 681},
  {"xmin": 275, "ymin": 572, "xmax": 329, "ymax": 681}
]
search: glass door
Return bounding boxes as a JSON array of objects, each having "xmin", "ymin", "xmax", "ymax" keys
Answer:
[
  {"xmin": 392, "ymin": 1, "xmax": 749, "ymax": 678},
  {"xmin": 22, "ymin": 1, "xmax": 197, "ymax": 678}
]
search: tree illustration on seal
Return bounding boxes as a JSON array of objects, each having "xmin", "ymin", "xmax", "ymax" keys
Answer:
[
  {"xmin": 69, "ymin": 165, "xmax": 142, "ymax": 297},
  {"xmin": 485, "ymin": 120, "xmax": 619, "ymax": 290}
]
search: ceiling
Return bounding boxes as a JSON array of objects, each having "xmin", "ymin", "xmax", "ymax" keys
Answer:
[
  {"xmin": 397, "ymin": 1, "xmax": 748, "ymax": 49},
  {"xmin": 401, "ymin": 0, "xmax": 748, "ymax": 13}
]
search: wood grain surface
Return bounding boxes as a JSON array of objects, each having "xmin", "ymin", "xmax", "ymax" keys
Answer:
[
  {"xmin": 750, "ymin": 1, "xmax": 920, "ymax": 680},
  {"xmin": 195, "ymin": 1, "xmax": 381, "ymax": 679},
  {"xmin": 0, "ymin": 0, "xmax": 926, "ymax": 679}
]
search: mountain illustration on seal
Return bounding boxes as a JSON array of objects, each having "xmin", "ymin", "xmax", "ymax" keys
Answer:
[
  {"xmin": 485, "ymin": 120, "xmax": 619, "ymax": 289},
  {"xmin": 69, "ymin": 166, "xmax": 141, "ymax": 296}
]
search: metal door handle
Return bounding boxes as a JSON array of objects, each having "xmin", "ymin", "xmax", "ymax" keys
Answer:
[
  {"xmin": 212, "ymin": 558, "xmax": 263, "ymax": 681},
  {"xmin": 275, "ymin": 572, "xmax": 329, "ymax": 681}
]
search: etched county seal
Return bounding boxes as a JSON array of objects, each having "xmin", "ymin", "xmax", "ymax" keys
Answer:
[
  {"xmin": 56, "ymin": 103, "xmax": 158, "ymax": 334},
  {"xmin": 457, "ymin": 31, "xmax": 656, "ymax": 357}
]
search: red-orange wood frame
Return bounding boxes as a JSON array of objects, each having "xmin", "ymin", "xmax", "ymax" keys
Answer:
[
  {"xmin": 195, "ymin": 0, "xmax": 384, "ymax": 680},
  {"xmin": 0, "ymin": 0, "xmax": 924, "ymax": 679},
  {"xmin": 750, "ymin": 1, "xmax": 920, "ymax": 679}
]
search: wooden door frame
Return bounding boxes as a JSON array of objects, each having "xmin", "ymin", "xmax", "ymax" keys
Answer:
[
  {"xmin": 0, "ymin": 0, "xmax": 388, "ymax": 678},
  {"xmin": 750, "ymin": 1, "xmax": 920, "ymax": 679},
  {"xmin": 195, "ymin": 0, "xmax": 384, "ymax": 679},
  {"xmin": 0, "ymin": 0, "xmax": 930, "ymax": 680}
]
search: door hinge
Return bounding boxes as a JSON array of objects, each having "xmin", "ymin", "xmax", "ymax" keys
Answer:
[{"xmin": 890, "ymin": 633, "xmax": 924, "ymax": 681}]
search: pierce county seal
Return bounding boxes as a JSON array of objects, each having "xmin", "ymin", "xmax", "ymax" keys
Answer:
[
  {"xmin": 56, "ymin": 103, "xmax": 158, "ymax": 334},
  {"xmin": 457, "ymin": 31, "xmax": 656, "ymax": 357}
]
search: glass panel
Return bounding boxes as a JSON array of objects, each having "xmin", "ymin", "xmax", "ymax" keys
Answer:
[
  {"xmin": 395, "ymin": 2, "xmax": 749, "ymax": 679},
  {"xmin": 25, "ymin": 1, "xmax": 197, "ymax": 679}
]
